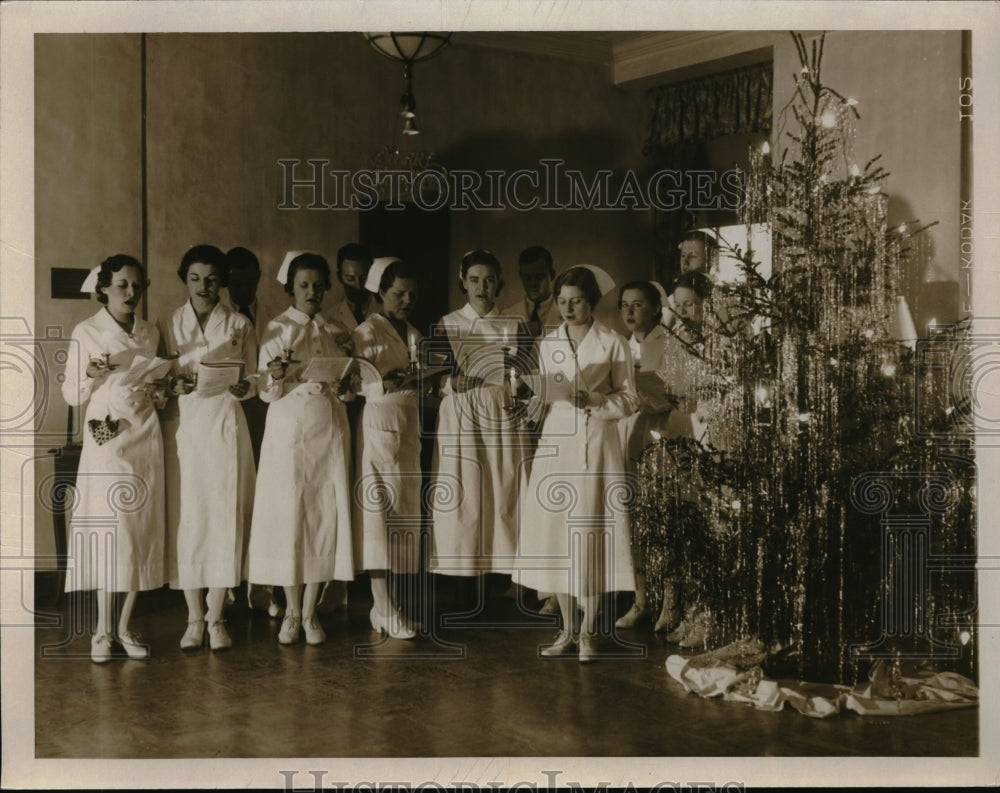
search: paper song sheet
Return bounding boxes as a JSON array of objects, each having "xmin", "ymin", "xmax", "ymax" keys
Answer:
[{"xmin": 196, "ymin": 359, "xmax": 245, "ymax": 397}]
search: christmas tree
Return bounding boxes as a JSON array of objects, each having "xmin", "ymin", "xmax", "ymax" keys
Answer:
[{"xmin": 634, "ymin": 32, "xmax": 976, "ymax": 682}]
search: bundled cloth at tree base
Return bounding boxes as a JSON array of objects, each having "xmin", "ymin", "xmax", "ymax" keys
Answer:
[{"xmin": 666, "ymin": 644, "xmax": 978, "ymax": 719}]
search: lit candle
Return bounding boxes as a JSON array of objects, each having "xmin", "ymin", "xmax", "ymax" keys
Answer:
[
  {"xmin": 409, "ymin": 332, "xmax": 418, "ymax": 365},
  {"xmin": 502, "ymin": 327, "xmax": 510, "ymax": 347},
  {"xmin": 509, "ymin": 365, "xmax": 517, "ymax": 395},
  {"xmin": 283, "ymin": 324, "xmax": 298, "ymax": 360}
]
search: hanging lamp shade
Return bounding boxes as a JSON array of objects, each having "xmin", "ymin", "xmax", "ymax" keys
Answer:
[
  {"xmin": 364, "ymin": 33, "xmax": 452, "ymax": 64},
  {"xmin": 364, "ymin": 33, "xmax": 451, "ymax": 137}
]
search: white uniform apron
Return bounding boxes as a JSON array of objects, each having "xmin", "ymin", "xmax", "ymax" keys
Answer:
[
  {"xmin": 247, "ymin": 307, "xmax": 355, "ymax": 585},
  {"xmin": 160, "ymin": 301, "xmax": 257, "ymax": 589},
  {"xmin": 516, "ymin": 321, "xmax": 638, "ymax": 598},
  {"xmin": 352, "ymin": 314, "xmax": 424, "ymax": 573},
  {"xmin": 61, "ymin": 309, "xmax": 166, "ymax": 593},
  {"xmin": 429, "ymin": 305, "xmax": 527, "ymax": 576}
]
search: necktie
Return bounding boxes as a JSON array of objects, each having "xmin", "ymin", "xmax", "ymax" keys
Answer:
[
  {"xmin": 528, "ymin": 301, "xmax": 541, "ymax": 337},
  {"xmin": 237, "ymin": 304, "xmax": 254, "ymax": 326}
]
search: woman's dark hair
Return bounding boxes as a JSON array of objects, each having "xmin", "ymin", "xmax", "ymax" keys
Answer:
[
  {"xmin": 178, "ymin": 244, "xmax": 228, "ymax": 285},
  {"xmin": 379, "ymin": 259, "xmax": 421, "ymax": 296},
  {"xmin": 458, "ymin": 249, "xmax": 503, "ymax": 295},
  {"xmin": 552, "ymin": 266, "xmax": 602, "ymax": 309},
  {"xmin": 284, "ymin": 252, "xmax": 332, "ymax": 294},
  {"xmin": 671, "ymin": 270, "xmax": 713, "ymax": 301},
  {"xmin": 618, "ymin": 280, "xmax": 663, "ymax": 323},
  {"xmin": 95, "ymin": 254, "xmax": 147, "ymax": 305}
]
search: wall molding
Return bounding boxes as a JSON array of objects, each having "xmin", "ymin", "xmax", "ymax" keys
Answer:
[{"xmin": 452, "ymin": 31, "xmax": 791, "ymax": 85}]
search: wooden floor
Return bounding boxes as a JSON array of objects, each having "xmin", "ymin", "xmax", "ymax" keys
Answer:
[{"xmin": 33, "ymin": 574, "xmax": 977, "ymax": 759}]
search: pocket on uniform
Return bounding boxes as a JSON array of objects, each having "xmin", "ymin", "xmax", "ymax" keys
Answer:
[
  {"xmin": 368, "ymin": 427, "xmax": 401, "ymax": 464},
  {"xmin": 364, "ymin": 404, "xmax": 401, "ymax": 434},
  {"xmin": 88, "ymin": 415, "xmax": 130, "ymax": 445}
]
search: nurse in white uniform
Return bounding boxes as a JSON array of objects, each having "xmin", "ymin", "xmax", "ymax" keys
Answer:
[
  {"xmin": 614, "ymin": 280, "xmax": 689, "ymax": 633},
  {"xmin": 653, "ymin": 270, "xmax": 722, "ymax": 649},
  {"xmin": 160, "ymin": 245, "xmax": 257, "ymax": 651},
  {"xmin": 351, "ymin": 257, "xmax": 424, "ymax": 639},
  {"xmin": 429, "ymin": 250, "xmax": 527, "ymax": 595},
  {"xmin": 516, "ymin": 265, "xmax": 637, "ymax": 663},
  {"xmin": 248, "ymin": 252, "xmax": 357, "ymax": 647},
  {"xmin": 62, "ymin": 255, "xmax": 167, "ymax": 663}
]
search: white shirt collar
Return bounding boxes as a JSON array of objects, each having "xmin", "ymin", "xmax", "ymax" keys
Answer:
[
  {"xmin": 459, "ymin": 302, "xmax": 500, "ymax": 321},
  {"xmin": 633, "ymin": 323, "xmax": 667, "ymax": 345},
  {"xmin": 286, "ymin": 306, "xmax": 327, "ymax": 326}
]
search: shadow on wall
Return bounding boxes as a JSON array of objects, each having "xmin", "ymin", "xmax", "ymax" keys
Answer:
[{"xmin": 437, "ymin": 128, "xmax": 656, "ymax": 331}]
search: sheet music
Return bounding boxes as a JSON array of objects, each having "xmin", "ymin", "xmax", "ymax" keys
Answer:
[
  {"xmin": 117, "ymin": 354, "xmax": 174, "ymax": 389},
  {"xmin": 300, "ymin": 356, "xmax": 353, "ymax": 384},
  {"xmin": 195, "ymin": 359, "xmax": 244, "ymax": 397}
]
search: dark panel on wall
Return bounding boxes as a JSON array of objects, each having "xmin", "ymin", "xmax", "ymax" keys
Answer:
[
  {"xmin": 359, "ymin": 203, "xmax": 450, "ymax": 337},
  {"xmin": 50, "ymin": 267, "xmax": 92, "ymax": 299}
]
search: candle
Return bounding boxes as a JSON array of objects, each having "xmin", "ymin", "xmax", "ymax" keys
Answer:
[
  {"xmin": 409, "ymin": 332, "xmax": 418, "ymax": 364},
  {"xmin": 282, "ymin": 324, "xmax": 296, "ymax": 360},
  {"xmin": 509, "ymin": 365, "xmax": 517, "ymax": 393},
  {"xmin": 503, "ymin": 327, "xmax": 510, "ymax": 347}
]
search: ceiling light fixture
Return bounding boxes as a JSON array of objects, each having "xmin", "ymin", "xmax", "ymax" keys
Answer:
[{"xmin": 364, "ymin": 32, "xmax": 452, "ymax": 136}]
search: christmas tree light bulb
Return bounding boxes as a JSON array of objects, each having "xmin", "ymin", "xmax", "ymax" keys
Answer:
[{"xmin": 762, "ymin": 141, "xmax": 771, "ymax": 155}]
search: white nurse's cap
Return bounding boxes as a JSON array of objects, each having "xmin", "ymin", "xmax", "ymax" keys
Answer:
[
  {"xmin": 569, "ymin": 264, "xmax": 615, "ymax": 297},
  {"xmin": 650, "ymin": 280, "xmax": 669, "ymax": 307},
  {"xmin": 275, "ymin": 250, "xmax": 312, "ymax": 285},
  {"xmin": 365, "ymin": 257, "xmax": 401, "ymax": 293},
  {"xmin": 79, "ymin": 265, "xmax": 102, "ymax": 293}
]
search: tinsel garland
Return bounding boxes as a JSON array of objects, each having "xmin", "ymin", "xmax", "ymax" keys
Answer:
[{"xmin": 636, "ymin": 32, "xmax": 976, "ymax": 683}]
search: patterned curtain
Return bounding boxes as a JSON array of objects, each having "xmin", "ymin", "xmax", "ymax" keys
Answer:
[
  {"xmin": 644, "ymin": 60, "xmax": 773, "ymax": 288},
  {"xmin": 644, "ymin": 60, "xmax": 773, "ymax": 156}
]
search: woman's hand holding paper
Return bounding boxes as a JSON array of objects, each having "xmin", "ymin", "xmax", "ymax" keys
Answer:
[
  {"xmin": 333, "ymin": 331, "xmax": 354, "ymax": 355},
  {"xmin": 382, "ymin": 368, "xmax": 407, "ymax": 393},
  {"xmin": 171, "ymin": 373, "xmax": 196, "ymax": 395},
  {"xmin": 338, "ymin": 371, "xmax": 361, "ymax": 397},
  {"xmin": 228, "ymin": 379, "xmax": 251, "ymax": 399},
  {"xmin": 86, "ymin": 355, "xmax": 116, "ymax": 380},
  {"xmin": 267, "ymin": 358, "xmax": 289, "ymax": 381}
]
